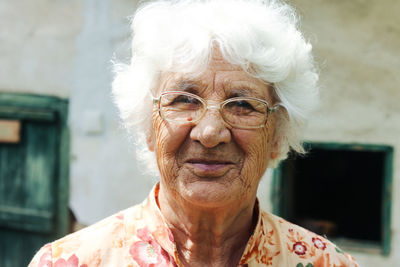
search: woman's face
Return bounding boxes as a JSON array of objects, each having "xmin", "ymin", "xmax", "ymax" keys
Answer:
[{"xmin": 148, "ymin": 52, "xmax": 278, "ymax": 208}]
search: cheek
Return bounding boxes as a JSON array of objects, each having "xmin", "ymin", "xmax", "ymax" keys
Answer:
[
  {"xmin": 232, "ymin": 128, "xmax": 272, "ymax": 180},
  {"xmin": 152, "ymin": 112, "xmax": 191, "ymax": 176}
]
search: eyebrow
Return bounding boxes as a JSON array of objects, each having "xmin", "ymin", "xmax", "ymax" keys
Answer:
[
  {"xmin": 227, "ymin": 87, "xmax": 266, "ymax": 99},
  {"xmin": 168, "ymin": 78, "xmax": 269, "ymax": 100},
  {"xmin": 169, "ymin": 79, "xmax": 204, "ymax": 94}
]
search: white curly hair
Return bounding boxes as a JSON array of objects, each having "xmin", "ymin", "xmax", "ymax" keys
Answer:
[{"xmin": 112, "ymin": 0, "xmax": 319, "ymax": 175}]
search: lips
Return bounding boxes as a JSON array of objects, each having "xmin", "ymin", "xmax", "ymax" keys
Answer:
[
  {"xmin": 185, "ymin": 158, "xmax": 234, "ymax": 177},
  {"xmin": 186, "ymin": 159, "xmax": 233, "ymax": 165}
]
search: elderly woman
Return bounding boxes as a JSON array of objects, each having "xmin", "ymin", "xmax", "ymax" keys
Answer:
[{"xmin": 30, "ymin": 0, "xmax": 359, "ymax": 266}]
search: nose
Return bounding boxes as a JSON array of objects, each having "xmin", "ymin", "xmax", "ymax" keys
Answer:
[{"xmin": 190, "ymin": 107, "xmax": 232, "ymax": 148}]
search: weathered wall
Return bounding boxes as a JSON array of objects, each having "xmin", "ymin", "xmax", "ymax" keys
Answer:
[
  {"xmin": 67, "ymin": 0, "xmax": 157, "ymax": 226},
  {"xmin": 0, "ymin": 0, "xmax": 81, "ymax": 97},
  {"xmin": 260, "ymin": 0, "xmax": 400, "ymax": 265},
  {"xmin": 0, "ymin": 0, "xmax": 157, "ymax": 226},
  {"xmin": 1, "ymin": 0, "xmax": 399, "ymax": 265},
  {"xmin": 299, "ymin": 1, "xmax": 400, "ymax": 265}
]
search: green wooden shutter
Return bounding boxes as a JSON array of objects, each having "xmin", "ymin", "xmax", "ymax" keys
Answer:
[{"xmin": 0, "ymin": 93, "xmax": 69, "ymax": 266}]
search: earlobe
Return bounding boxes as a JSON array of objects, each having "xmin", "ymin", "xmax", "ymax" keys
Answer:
[
  {"xmin": 270, "ymin": 139, "xmax": 279, "ymax": 159},
  {"xmin": 146, "ymin": 132, "xmax": 155, "ymax": 152}
]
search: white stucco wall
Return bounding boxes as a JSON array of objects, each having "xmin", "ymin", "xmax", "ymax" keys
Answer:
[
  {"xmin": 68, "ymin": 0, "xmax": 158, "ymax": 226},
  {"xmin": 0, "ymin": 0, "xmax": 81, "ymax": 97},
  {"xmin": 259, "ymin": 0, "xmax": 400, "ymax": 265},
  {"xmin": 297, "ymin": 1, "xmax": 400, "ymax": 265},
  {"xmin": 1, "ymin": 0, "xmax": 398, "ymax": 265},
  {"xmin": 0, "ymin": 0, "xmax": 156, "ymax": 225}
]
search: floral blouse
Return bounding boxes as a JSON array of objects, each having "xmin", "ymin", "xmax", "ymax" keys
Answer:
[{"xmin": 29, "ymin": 184, "xmax": 359, "ymax": 267}]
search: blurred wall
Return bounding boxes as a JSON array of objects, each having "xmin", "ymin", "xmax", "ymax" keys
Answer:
[
  {"xmin": 0, "ymin": 0, "xmax": 157, "ymax": 227},
  {"xmin": 300, "ymin": 1, "xmax": 400, "ymax": 265},
  {"xmin": 272, "ymin": 0, "xmax": 399, "ymax": 265},
  {"xmin": 0, "ymin": 0, "xmax": 399, "ymax": 265}
]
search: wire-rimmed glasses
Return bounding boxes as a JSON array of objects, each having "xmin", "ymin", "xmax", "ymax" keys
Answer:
[{"xmin": 153, "ymin": 91, "xmax": 280, "ymax": 129}]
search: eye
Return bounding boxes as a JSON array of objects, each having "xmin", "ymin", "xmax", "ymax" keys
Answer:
[
  {"xmin": 225, "ymin": 100, "xmax": 256, "ymax": 114},
  {"xmin": 223, "ymin": 98, "xmax": 267, "ymax": 116},
  {"xmin": 162, "ymin": 93, "xmax": 202, "ymax": 110},
  {"xmin": 233, "ymin": 100, "xmax": 254, "ymax": 109},
  {"xmin": 171, "ymin": 95, "xmax": 200, "ymax": 105}
]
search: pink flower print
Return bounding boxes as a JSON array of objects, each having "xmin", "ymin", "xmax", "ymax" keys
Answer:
[
  {"xmin": 54, "ymin": 254, "xmax": 86, "ymax": 267},
  {"xmin": 130, "ymin": 227, "xmax": 173, "ymax": 267},
  {"xmin": 38, "ymin": 248, "xmax": 52, "ymax": 267},
  {"xmin": 293, "ymin": 242, "xmax": 307, "ymax": 256},
  {"xmin": 136, "ymin": 227, "xmax": 153, "ymax": 242},
  {"xmin": 312, "ymin": 237, "xmax": 326, "ymax": 250},
  {"xmin": 130, "ymin": 241, "xmax": 161, "ymax": 266}
]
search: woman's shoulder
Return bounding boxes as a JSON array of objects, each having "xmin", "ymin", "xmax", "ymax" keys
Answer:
[
  {"xmin": 257, "ymin": 210, "xmax": 359, "ymax": 267},
  {"xmin": 28, "ymin": 204, "xmax": 145, "ymax": 267}
]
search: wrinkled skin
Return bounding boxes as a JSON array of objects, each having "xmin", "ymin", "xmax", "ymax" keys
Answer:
[{"xmin": 147, "ymin": 51, "xmax": 279, "ymax": 211}]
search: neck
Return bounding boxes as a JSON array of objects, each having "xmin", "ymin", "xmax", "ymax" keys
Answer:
[{"xmin": 158, "ymin": 186, "xmax": 258, "ymax": 267}]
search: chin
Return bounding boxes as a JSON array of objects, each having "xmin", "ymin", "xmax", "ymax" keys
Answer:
[{"xmin": 177, "ymin": 175, "xmax": 247, "ymax": 208}]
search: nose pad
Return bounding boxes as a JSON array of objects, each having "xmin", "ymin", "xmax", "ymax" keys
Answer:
[
  {"xmin": 206, "ymin": 105, "xmax": 220, "ymax": 111},
  {"xmin": 189, "ymin": 107, "xmax": 231, "ymax": 148}
]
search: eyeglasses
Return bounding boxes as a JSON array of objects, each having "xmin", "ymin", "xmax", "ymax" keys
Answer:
[{"xmin": 153, "ymin": 91, "xmax": 280, "ymax": 129}]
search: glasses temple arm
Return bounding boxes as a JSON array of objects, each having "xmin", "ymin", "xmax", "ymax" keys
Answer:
[{"xmin": 268, "ymin": 103, "xmax": 284, "ymax": 113}]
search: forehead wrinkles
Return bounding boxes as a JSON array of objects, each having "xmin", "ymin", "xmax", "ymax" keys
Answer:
[
  {"xmin": 158, "ymin": 55, "xmax": 268, "ymax": 98},
  {"xmin": 213, "ymin": 70, "xmax": 270, "ymax": 98},
  {"xmin": 208, "ymin": 59, "xmax": 258, "ymax": 97},
  {"xmin": 159, "ymin": 73, "xmax": 209, "ymax": 95},
  {"xmin": 207, "ymin": 54, "xmax": 263, "ymax": 90},
  {"xmin": 208, "ymin": 51, "xmax": 242, "ymax": 72}
]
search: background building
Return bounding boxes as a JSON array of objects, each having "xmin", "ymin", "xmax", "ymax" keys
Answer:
[{"xmin": 0, "ymin": 0, "xmax": 398, "ymax": 265}]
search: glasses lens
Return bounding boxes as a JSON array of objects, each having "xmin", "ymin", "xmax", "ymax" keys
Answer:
[
  {"xmin": 159, "ymin": 93, "xmax": 204, "ymax": 123},
  {"xmin": 222, "ymin": 98, "xmax": 268, "ymax": 128}
]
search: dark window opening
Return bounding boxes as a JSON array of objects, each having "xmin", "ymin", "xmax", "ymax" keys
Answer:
[{"xmin": 273, "ymin": 143, "xmax": 393, "ymax": 254}]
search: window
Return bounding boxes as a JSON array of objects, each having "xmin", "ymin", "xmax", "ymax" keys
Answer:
[{"xmin": 272, "ymin": 142, "xmax": 393, "ymax": 255}]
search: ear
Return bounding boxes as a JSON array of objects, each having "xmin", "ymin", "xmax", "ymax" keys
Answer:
[
  {"xmin": 270, "ymin": 136, "xmax": 280, "ymax": 160},
  {"xmin": 270, "ymin": 144, "xmax": 279, "ymax": 159},
  {"xmin": 146, "ymin": 130, "xmax": 155, "ymax": 152}
]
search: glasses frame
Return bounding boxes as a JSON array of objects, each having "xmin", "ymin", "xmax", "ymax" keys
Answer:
[{"xmin": 153, "ymin": 91, "xmax": 280, "ymax": 129}]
